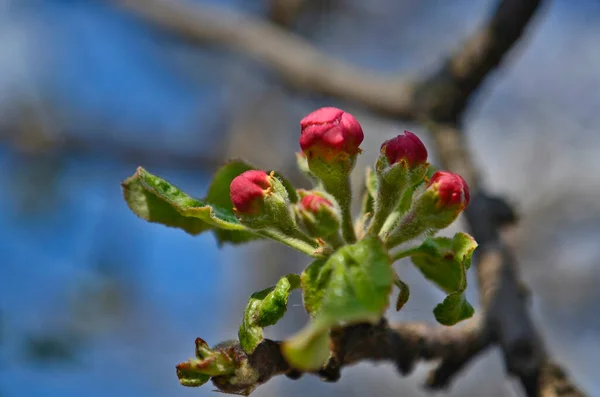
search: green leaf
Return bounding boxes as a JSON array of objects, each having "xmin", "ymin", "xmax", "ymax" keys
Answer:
[
  {"xmin": 206, "ymin": 160, "xmax": 254, "ymax": 208},
  {"xmin": 278, "ymin": 324, "xmax": 331, "ymax": 372},
  {"xmin": 122, "ymin": 163, "xmax": 299, "ymax": 245},
  {"xmin": 360, "ymin": 167, "xmax": 377, "ymax": 217},
  {"xmin": 409, "ymin": 232, "xmax": 478, "ymax": 325},
  {"xmin": 365, "ymin": 166, "xmax": 378, "ymax": 198},
  {"xmin": 122, "ymin": 167, "xmax": 220, "ymax": 235},
  {"xmin": 239, "ymin": 274, "xmax": 300, "ymax": 353},
  {"xmin": 176, "ymin": 338, "xmax": 236, "ymax": 387},
  {"xmin": 394, "ymin": 278, "xmax": 410, "ymax": 311},
  {"xmin": 284, "ymin": 237, "xmax": 394, "ymax": 370},
  {"xmin": 296, "ymin": 152, "xmax": 317, "ymax": 183},
  {"xmin": 273, "ymin": 171, "xmax": 299, "ymax": 204},
  {"xmin": 358, "ymin": 167, "xmax": 377, "ymax": 236},
  {"xmin": 300, "ymin": 259, "xmax": 330, "ymax": 317},
  {"xmin": 433, "ymin": 292, "xmax": 474, "ymax": 326},
  {"xmin": 122, "ymin": 166, "xmax": 263, "ymax": 244}
]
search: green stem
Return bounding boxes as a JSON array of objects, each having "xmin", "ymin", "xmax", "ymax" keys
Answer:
[
  {"xmin": 391, "ymin": 246, "xmax": 420, "ymax": 262},
  {"xmin": 324, "ymin": 176, "xmax": 356, "ymax": 244},
  {"xmin": 367, "ymin": 188, "xmax": 398, "ymax": 236},
  {"xmin": 375, "ymin": 186, "xmax": 414, "ymax": 237},
  {"xmin": 383, "ymin": 212, "xmax": 426, "ymax": 249},
  {"xmin": 379, "ymin": 211, "xmax": 400, "ymax": 236},
  {"xmin": 340, "ymin": 203, "xmax": 356, "ymax": 243},
  {"xmin": 259, "ymin": 228, "xmax": 322, "ymax": 257},
  {"xmin": 324, "ymin": 231, "xmax": 346, "ymax": 250}
]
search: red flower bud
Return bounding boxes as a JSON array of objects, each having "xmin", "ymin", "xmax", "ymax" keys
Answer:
[
  {"xmin": 295, "ymin": 190, "xmax": 341, "ymax": 240},
  {"xmin": 230, "ymin": 170, "xmax": 271, "ymax": 214},
  {"xmin": 427, "ymin": 171, "xmax": 470, "ymax": 209},
  {"xmin": 299, "ymin": 107, "xmax": 364, "ymax": 161},
  {"xmin": 381, "ymin": 131, "xmax": 427, "ymax": 168},
  {"xmin": 299, "ymin": 194, "xmax": 333, "ymax": 213}
]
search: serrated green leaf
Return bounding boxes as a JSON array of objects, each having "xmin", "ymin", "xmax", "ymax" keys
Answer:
[
  {"xmin": 410, "ymin": 232, "xmax": 477, "ymax": 325},
  {"xmin": 411, "ymin": 232, "xmax": 477, "ymax": 293},
  {"xmin": 433, "ymin": 292, "xmax": 474, "ymax": 326},
  {"xmin": 239, "ymin": 274, "xmax": 300, "ymax": 353},
  {"xmin": 122, "ymin": 167, "xmax": 250, "ymax": 233},
  {"xmin": 206, "ymin": 160, "xmax": 255, "ymax": 208},
  {"xmin": 300, "ymin": 258, "xmax": 330, "ymax": 317},
  {"xmin": 284, "ymin": 237, "xmax": 394, "ymax": 370}
]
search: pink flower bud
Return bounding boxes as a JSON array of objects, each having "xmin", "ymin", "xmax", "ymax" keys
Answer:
[
  {"xmin": 427, "ymin": 171, "xmax": 470, "ymax": 209},
  {"xmin": 230, "ymin": 170, "xmax": 271, "ymax": 214},
  {"xmin": 295, "ymin": 190, "xmax": 341, "ymax": 240},
  {"xmin": 380, "ymin": 131, "xmax": 428, "ymax": 168},
  {"xmin": 299, "ymin": 194, "xmax": 333, "ymax": 213},
  {"xmin": 299, "ymin": 107, "xmax": 364, "ymax": 161}
]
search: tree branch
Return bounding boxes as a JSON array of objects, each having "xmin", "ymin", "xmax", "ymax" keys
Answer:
[
  {"xmin": 210, "ymin": 319, "xmax": 490, "ymax": 395},
  {"xmin": 117, "ymin": 0, "xmax": 416, "ymax": 119},
  {"xmin": 267, "ymin": 0, "xmax": 307, "ymax": 28},
  {"xmin": 414, "ymin": 0, "xmax": 543, "ymax": 121}
]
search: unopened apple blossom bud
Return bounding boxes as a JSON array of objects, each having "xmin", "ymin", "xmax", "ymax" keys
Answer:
[
  {"xmin": 381, "ymin": 130, "xmax": 428, "ymax": 169},
  {"xmin": 298, "ymin": 107, "xmax": 364, "ymax": 243},
  {"xmin": 230, "ymin": 170, "xmax": 292, "ymax": 230},
  {"xmin": 383, "ymin": 170, "xmax": 470, "ymax": 248},
  {"xmin": 295, "ymin": 190, "xmax": 341, "ymax": 240},
  {"xmin": 376, "ymin": 130, "xmax": 428, "ymax": 186},
  {"xmin": 299, "ymin": 107, "xmax": 363, "ymax": 163},
  {"xmin": 422, "ymin": 171, "xmax": 470, "ymax": 217},
  {"xmin": 230, "ymin": 170, "xmax": 271, "ymax": 215},
  {"xmin": 369, "ymin": 131, "xmax": 429, "ymax": 235}
]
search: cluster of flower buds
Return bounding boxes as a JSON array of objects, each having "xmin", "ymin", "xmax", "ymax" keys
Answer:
[{"xmin": 229, "ymin": 106, "xmax": 470, "ymax": 254}]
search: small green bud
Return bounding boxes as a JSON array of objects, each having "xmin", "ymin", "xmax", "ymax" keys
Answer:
[{"xmin": 295, "ymin": 190, "xmax": 342, "ymax": 245}]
